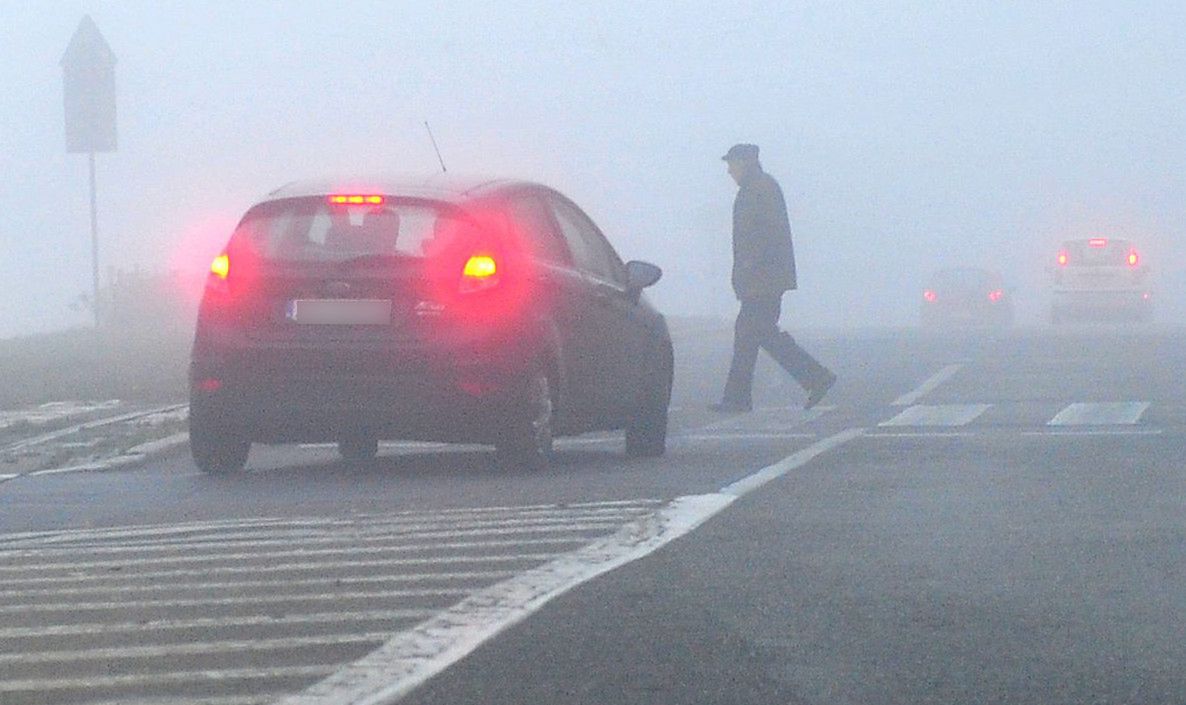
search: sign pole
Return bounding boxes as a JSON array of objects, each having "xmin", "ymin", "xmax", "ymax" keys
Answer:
[
  {"xmin": 61, "ymin": 14, "xmax": 116, "ymax": 330},
  {"xmin": 88, "ymin": 151, "xmax": 100, "ymax": 328}
]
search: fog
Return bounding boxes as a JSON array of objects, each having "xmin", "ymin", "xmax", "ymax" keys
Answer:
[{"xmin": 2, "ymin": 1, "xmax": 1184, "ymax": 338}]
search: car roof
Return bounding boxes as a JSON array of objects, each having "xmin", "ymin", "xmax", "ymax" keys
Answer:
[{"xmin": 261, "ymin": 174, "xmax": 541, "ymax": 204}]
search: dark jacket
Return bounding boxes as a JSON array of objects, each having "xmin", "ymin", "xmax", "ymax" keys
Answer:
[{"xmin": 732, "ymin": 166, "xmax": 797, "ymax": 300}]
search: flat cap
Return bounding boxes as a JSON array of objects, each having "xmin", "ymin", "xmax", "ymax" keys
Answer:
[{"xmin": 721, "ymin": 143, "xmax": 760, "ymax": 161}]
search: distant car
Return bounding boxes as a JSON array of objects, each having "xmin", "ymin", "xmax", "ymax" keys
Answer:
[
  {"xmin": 920, "ymin": 267, "xmax": 1014, "ymax": 328},
  {"xmin": 1050, "ymin": 237, "xmax": 1152, "ymax": 323},
  {"xmin": 189, "ymin": 175, "xmax": 673, "ymax": 473}
]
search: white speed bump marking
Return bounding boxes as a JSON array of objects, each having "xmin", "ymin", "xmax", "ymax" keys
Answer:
[
  {"xmin": 1048, "ymin": 402, "xmax": 1150, "ymax": 426},
  {"xmin": 879, "ymin": 404, "xmax": 991, "ymax": 427},
  {"xmin": 892, "ymin": 363, "xmax": 963, "ymax": 406},
  {"xmin": 280, "ymin": 428, "xmax": 864, "ymax": 705}
]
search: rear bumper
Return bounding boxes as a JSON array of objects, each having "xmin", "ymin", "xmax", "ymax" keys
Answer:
[
  {"xmin": 1051, "ymin": 289, "xmax": 1151, "ymax": 316},
  {"xmin": 189, "ymin": 331, "xmax": 539, "ymax": 444}
]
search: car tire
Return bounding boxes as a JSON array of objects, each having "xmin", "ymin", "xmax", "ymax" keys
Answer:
[
  {"xmin": 626, "ymin": 344, "xmax": 672, "ymax": 458},
  {"xmin": 338, "ymin": 435, "xmax": 378, "ymax": 462},
  {"xmin": 495, "ymin": 368, "xmax": 554, "ymax": 471},
  {"xmin": 189, "ymin": 413, "xmax": 250, "ymax": 475}
]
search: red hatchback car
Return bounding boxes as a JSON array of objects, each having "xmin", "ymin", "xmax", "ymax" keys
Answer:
[{"xmin": 189, "ymin": 176, "xmax": 672, "ymax": 473}]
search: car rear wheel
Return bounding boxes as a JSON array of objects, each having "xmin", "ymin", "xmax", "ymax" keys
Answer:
[
  {"xmin": 495, "ymin": 369, "xmax": 554, "ymax": 471},
  {"xmin": 626, "ymin": 345, "xmax": 672, "ymax": 458},
  {"xmin": 338, "ymin": 434, "xmax": 379, "ymax": 462},
  {"xmin": 189, "ymin": 413, "xmax": 250, "ymax": 475}
]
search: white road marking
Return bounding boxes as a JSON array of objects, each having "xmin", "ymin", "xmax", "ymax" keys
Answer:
[
  {"xmin": 879, "ymin": 404, "xmax": 991, "ymax": 427},
  {"xmin": 0, "ymin": 499, "xmax": 662, "ymax": 547},
  {"xmin": 0, "ymin": 549, "xmax": 571, "ymax": 587},
  {"xmin": 866, "ymin": 431, "xmax": 979, "ymax": 438},
  {"xmin": 892, "ymin": 363, "xmax": 963, "ymax": 406},
  {"xmin": 4, "ymin": 513, "xmax": 648, "ymax": 558},
  {"xmin": 0, "ymin": 632, "xmax": 393, "ymax": 665},
  {"xmin": 0, "ymin": 571, "xmax": 517, "ymax": 600},
  {"xmin": 1048, "ymin": 401, "xmax": 1150, "ymax": 426},
  {"xmin": 0, "ymin": 609, "xmax": 437, "ymax": 640},
  {"xmin": 701, "ymin": 405, "xmax": 835, "ymax": 432},
  {"xmin": 720, "ymin": 429, "xmax": 864, "ymax": 497},
  {"xmin": 280, "ymin": 428, "xmax": 864, "ymax": 705},
  {"xmin": 0, "ymin": 665, "xmax": 338, "ymax": 696},
  {"xmin": 0, "ymin": 588, "xmax": 469, "ymax": 615},
  {"xmin": 1022, "ymin": 429, "xmax": 1163, "ymax": 437}
]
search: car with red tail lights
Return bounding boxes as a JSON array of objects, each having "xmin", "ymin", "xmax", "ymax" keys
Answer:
[
  {"xmin": 1049, "ymin": 237, "xmax": 1152, "ymax": 323},
  {"xmin": 189, "ymin": 176, "xmax": 672, "ymax": 473},
  {"xmin": 920, "ymin": 267, "xmax": 1014, "ymax": 329}
]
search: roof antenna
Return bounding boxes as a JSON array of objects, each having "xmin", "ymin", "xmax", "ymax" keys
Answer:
[{"xmin": 424, "ymin": 121, "xmax": 448, "ymax": 173}]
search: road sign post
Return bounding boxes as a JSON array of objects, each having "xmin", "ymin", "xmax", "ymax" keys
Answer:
[{"xmin": 61, "ymin": 15, "xmax": 117, "ymax": 328}]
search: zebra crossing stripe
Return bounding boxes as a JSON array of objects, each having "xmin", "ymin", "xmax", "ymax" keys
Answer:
[
  {"xmin": 879, "ymin": 404, "xmax": 991, "ymax": 427},
  {"xmin": 1048, "ymin": 402, "xmax": 1150, "ymax": 425}
]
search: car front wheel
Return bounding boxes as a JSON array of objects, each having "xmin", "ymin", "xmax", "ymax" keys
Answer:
[{"xmin": 626, "ymin": 345, "xmax": 672, "ymax": 458}]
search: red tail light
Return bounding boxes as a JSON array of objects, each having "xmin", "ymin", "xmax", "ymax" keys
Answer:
[
  {"xmin": 1057, "ymin": 250, "xmax": 1068, "ymax": 267},
  {"xmin": 1088, "ymin": 238, "xmax": 1108, "ymax": 248},
  {"xmin": 210, "ymin": 253, "xmax": 230, "ymax": 280},
  {"xmin": 459, "ymin": 254, "xmax": 499, "ymax": 294},
  {"xmin": 988, "ymin": 289, "xmax": 1004, "ymax": 302},
  {"xmin": 923, "ymin": 289, "xmax": 937, "ymax": 302},
  {"xmin": 1127, "ymin": 249, "xmax": 1139, "ymax": 267}
]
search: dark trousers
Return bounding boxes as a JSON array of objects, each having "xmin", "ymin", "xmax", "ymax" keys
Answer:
[{"xmin": 721, "ymin": 295, "xmax": 829, "ymax": 406}]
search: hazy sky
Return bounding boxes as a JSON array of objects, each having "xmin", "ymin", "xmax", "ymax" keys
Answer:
[{"xmin": 2, "ymin": 1, "xmax": 1184, "ymax": 336}]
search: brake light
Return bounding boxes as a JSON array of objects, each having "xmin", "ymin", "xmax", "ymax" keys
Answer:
[
  {"xmin": 1057, "ymin": 250, "xmax": 1068, "ymax": 266},
  {"xmin": 210, "ymin": 253, "xmax": 230, "ymax": 280},
  {"xmin": 1127, "ymin": 249, "xmax": 1139, "ymax": 267},
  {"xmin": 1088, "ymin": 238, "xmax": 1108, "ymax": 248},
  {"xmin": 328, "ymin": 195, "xmax": 385, "ymax": 205},
  {"xmin": 923, "ymin": 289, "xmax": 937, "ymax": 302},
  {"xmin": 460, "ymin": 254, "xmax": 499, "ymax": 293},
  {"xmin": 988, "ymin": 289, "xmax": 1004, "ymax": 302}
]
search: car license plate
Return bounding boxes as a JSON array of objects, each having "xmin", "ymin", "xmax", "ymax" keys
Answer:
[{"xmin": 286, "ymin": 299, "xmax": 392, "ymax": 325}]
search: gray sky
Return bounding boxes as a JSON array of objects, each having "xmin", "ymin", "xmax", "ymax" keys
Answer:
[{"xmin": 2, "ymin": 0, "xmax": 1184, "ymax": 336}]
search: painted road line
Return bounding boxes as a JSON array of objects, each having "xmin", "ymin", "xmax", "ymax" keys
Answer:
[
  {"xmin": 2, "ymin": 515, "xmax": 649, "ymax": 558},
  {"xmin": 1022, "ymin": 429, "xmax": 1163, "ymax": 437},
  {"xmin": 866, "ymin": 431, "xmax": 979, "ymax": 438},
  {"xmin": 701, "ymin": 405, "xmax": 835, "ymax": 432},
  {"xmin": 892, "ymin": 363, "xmax": 964, "ymax": 406},
  {"xmin": 720, "ymin": 428, "xmax": 865, "ymax": 497},
  {"xmin": 0, "ymin": 551, "xmax": 567, "ymax": 576},
  {"xmin": 879, "ymin": 403, "xmax": 991, "ymax": 427},
  {"xmin": 0, "ymin": 571, "xmax": 518, "ymax": 600},
  {"xmin": 281, "ymin": 429, "xmax": 864, "ymax": 705},
  {"xmin": 0, "ymin": 664, "xmax": 337, "ymax": 697},
  {"xmin": 0, "ymin": 632, "xmax": 393, "ymax": 665},
  {"xmin": 82, "ymin": 696, "xmax": 274, "ymax": 705},
  {"xmin": 1048, "ymin": 401, "xmax": 1151, "ymax": 426},
  {"xmin": 0, "ymin": 523, "xmax": 625, "ymax": 568},
  {"xmin": 2, "ymin": 515, "xmax": 649, "ymax": 555},
  {"xmin": 0, "ymin": 609, "xmax": 437, "ymax": 640},
  {"xmin": 0, "ymin": 588, "xmax": 470, "ymax": 615},
  {"xmin": 0, "ymin": 551, "xmax": 573, "ymax": 587},
  {"xmin": 0, "ymin": 499, "xmax": 663, "ymax": 547}
]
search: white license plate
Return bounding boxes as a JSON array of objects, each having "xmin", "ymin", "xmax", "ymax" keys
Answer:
[{"xmin": 286, "ymin": 299, "xmax": 392, "ymax": 325}]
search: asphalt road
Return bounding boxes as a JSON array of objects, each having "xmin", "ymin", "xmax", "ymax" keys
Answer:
[{"xmin": 1, "ymin": 321, "xmax": 1184, "ymax": 704}]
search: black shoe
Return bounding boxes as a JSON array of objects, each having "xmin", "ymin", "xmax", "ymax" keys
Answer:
[
  {"xmin": 804, "ymin": 371, "xmax": 836, "ymax": 410},
  {"xmin": 708, "ymin": 400, "xmax": 752, "ymax": 414}
]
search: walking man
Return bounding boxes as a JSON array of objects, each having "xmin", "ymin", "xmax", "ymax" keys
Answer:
[{"xmin": 710, "ymin": 143, "xmax": 836, "ymax": 413}]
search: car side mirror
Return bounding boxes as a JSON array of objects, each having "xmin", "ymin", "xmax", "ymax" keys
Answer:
[{"xmin": 625, "ymin": 260, "xmax": 662, "ymax": 291}]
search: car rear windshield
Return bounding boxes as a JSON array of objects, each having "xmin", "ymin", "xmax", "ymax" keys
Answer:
[
  {"xmin": 931, "ymin": 268, "xmax": 997, "ymax": 289},
  {"xmin": 1062, "ymin": 239, "xmax": 1132, "ymax": 266},
  {"xmin": 231, "ymin": 198, "xmax": 480, "ymax": 263}
]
